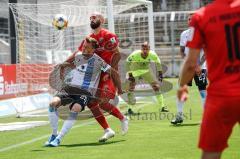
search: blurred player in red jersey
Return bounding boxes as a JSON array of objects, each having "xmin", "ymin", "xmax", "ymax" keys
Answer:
[
  {"xmin": 177, "ymin": 0, "xmax": 240, "ymax": 158},
  {"xmin": 66, "ymin": 12, "xmax": 128, "ymax": 142}
]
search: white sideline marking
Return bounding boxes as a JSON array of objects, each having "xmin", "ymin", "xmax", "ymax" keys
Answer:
[
  {"xmin": 0, "ymin": 91, "xmax": 186, "ymax": 152},
  {"xmin": 0, "ymin": 121, "xmax": 49, "ymax": 131},
  {"xmin": 0, "ymin": 120, "xmax": 97, "ymax": 152}
]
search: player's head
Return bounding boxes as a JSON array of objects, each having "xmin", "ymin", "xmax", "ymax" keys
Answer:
[
  {"xmin": 82, "ymin": 37, "xmax": 99, "ymax": 56},
  {"xmin": 141, "ymin": 41, "xmax": 150, "ymax": 58},
  {"xmin": 90, "ymin": 12, "xmax": 105, "ymax": 29}
]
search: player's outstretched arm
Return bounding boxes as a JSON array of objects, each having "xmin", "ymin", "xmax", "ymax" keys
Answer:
[{"xmin": 179, "ymin": 48, "xmax": 200, "ymax": 86}]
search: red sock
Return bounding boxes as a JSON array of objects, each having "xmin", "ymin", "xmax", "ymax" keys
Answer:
[
  {"xmin": 88, "ymin": 102, "xmax": 109, "ymax": 129},
  {"xmin": 100, "ymin": 103, "xmax": 124, "ymax": 121}
]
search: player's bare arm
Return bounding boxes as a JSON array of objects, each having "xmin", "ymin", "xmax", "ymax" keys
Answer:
[
  {"xmin": 107, "ymin": 68, "xmax": 123, "ymax": 94},
  {"xmin": 178, "ymin": 48, "xmax": 201, "ymax": 101},
  {"xmin": 110, "ymin": 47, "xmax": 121, "ymax": 70}
]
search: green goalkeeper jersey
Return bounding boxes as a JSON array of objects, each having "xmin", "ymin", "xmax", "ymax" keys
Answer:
[{"xmin": 126, "ymin": 50, "xmax": 162, "ymax": 77}]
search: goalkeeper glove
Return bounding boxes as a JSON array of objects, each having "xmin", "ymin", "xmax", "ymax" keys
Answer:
[
  {"xmin": 158, "ymin": 73, "xmax": 163, "ymax": 82},
  {"xmin": 128, "ymin": 73, "xmax": 135, "ymax": 82}
]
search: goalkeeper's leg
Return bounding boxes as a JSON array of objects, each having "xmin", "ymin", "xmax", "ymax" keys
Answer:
[
  {"xmin": 151, "ymin": 82, "xmax": 169, "ymax": 112},
  {"xmin": 126, "ymin": 79, "xmax": 136, "ymax": 114}
]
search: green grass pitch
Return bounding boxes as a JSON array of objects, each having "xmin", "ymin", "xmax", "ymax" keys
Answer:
[{"xmin": 0, "ymin": 78, "xmax": 239, "ymax": 159}]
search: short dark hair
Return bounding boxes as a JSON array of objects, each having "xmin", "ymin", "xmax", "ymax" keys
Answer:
[{"xmin": 85, "ymin": 37, "xmax": 99, "ymax": 49}]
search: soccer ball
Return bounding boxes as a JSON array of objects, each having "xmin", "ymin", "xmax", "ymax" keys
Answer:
[{"xmin": 52, "ymin": 14, "xmax": 68, "ymax": 30}]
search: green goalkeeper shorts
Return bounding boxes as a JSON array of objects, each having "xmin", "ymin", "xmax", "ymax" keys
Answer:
[{"xmin": 132, "ymin": 70, "xmax": 157, "ymax": 84}]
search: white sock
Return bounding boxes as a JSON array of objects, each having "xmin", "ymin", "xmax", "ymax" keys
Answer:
[
  {"xmin": 48, "ymin": 106, "xmax": 58, "ymax": 135},
  {"xmin": 57, "ymin": 111, "xmax": 78, "ymax": 140},
  {"xmin": 105, "ymin": 128, "xmax": 113, "ymax": 132},
  {"xmin": 176, "ymin": 98, "xmax": 184, "ymax": 117}
]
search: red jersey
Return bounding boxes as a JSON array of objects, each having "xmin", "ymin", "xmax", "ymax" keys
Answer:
[
  {"xmin": 187, "ymin": 0, "xmax": 240, "ymax": 96},
  {"xmin": 79, "ymin": 28, "xmax": 119, "ymax": 65}
]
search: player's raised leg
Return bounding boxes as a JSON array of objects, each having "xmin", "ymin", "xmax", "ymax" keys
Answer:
[{"xmin": 124, "ymin": 73, "xmax": 137, "ymax": 114}]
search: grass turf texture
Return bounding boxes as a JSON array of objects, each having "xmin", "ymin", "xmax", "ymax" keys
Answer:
[{"xmin": 0, "ymin": 78, "xmax": 239, "ymax": 159}]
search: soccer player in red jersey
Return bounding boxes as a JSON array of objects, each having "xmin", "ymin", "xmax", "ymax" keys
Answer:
[
  {"xmin": 177, "ymin": 0, "xmax": 240, "ymax": 158},
  {"xmin": 66, "ymin": 12, "xmax": 128, "ymax": 141}
]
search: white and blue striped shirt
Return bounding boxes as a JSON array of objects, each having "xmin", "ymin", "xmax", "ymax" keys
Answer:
[{"xmin": 64, "ymin": 52, "xmax": 111, "ymax": 95}]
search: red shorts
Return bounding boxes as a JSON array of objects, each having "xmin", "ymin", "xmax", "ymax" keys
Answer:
[
  {"xmin": 199, "ymin": 95, "xmax": 240, "ymax": 152},
  {"xmin": 97, "ymin": 73, "xmax": 116, "ymax": 100}
]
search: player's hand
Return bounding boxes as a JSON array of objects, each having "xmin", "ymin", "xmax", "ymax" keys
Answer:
[
  {"xmin": 177, "ymin": 85, "xmax": 188, "ymax": 102},
  {"xmin": 158, "ymin": 73, "xmax": 163, "ymax": 82},
  {"xmin": 117, "ymin": 89, "xmax": 125, "ymax": 95},
  {"xmin": 128, "ymin": 73, "xmax": 135, "ymax": 82}
]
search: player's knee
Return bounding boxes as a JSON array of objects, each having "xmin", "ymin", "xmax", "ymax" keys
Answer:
[
  {"xmin": 71, "ymin": 104, "xmax": 82, "ymax": 113},
  {"xmin": 50, "ymin": 97, "xmax": 61, "ymax": 107}
]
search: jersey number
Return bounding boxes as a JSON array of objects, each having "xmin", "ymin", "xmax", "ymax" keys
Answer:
[{"xmin": 225, "ymin": 22, "xmax": 240, "ymax": 61}]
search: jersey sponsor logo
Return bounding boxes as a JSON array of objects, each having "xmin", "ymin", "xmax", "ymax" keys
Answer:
[
  {"xmin": 77, "ymin": 64, "xmax": 88, "ymax": 72},
  {"xmin": 110, "ymin": 37, "xmax": 116, "ymax": 44}
]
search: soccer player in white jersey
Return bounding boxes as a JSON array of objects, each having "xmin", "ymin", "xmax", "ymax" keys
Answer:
[
  {"xmin": 171, "ymin": 14, "xmax": 208, "ymax": 125},
  {"xmin": 46, "ymin": 37, "xmax": 123, "ymax": 147}
]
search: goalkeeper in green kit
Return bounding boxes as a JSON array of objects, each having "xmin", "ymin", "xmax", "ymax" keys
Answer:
[{"xmin": 125, "ymin": 41, "xmax": 169, "ymax": 114}]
